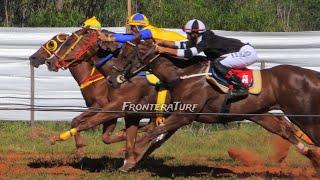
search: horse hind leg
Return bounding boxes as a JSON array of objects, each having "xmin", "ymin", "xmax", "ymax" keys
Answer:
[
  {"xmin": 251, "ymin": 115, "xmax": 320, "ymax": 175},
  {"xmin": 297, "ymin": 123, "xmax": 320, "ymax": 175}
]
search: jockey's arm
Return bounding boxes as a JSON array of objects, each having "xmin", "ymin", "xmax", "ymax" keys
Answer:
[
  {"xmin": 155, "ymin": 39, "xmax": 178, "ymax": 48},
  {"xmin": 157, "ymin": 41, "xmax": 206, "ymax": 59},
  {"xmin": 99, "ymin": 30, "xmax": 152, "ymax": 43}
]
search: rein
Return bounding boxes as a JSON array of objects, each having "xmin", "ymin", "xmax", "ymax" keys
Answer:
[
  {"xmin": 54, "ymin": 31, "xmax": 98, "ymax": 69},
  {"xmin": 118, "ymin": 43, "xmax": 159, "ymax": 81}
]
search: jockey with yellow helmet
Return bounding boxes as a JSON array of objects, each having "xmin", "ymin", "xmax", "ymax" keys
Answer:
[
  {"xmin": 99, "ymin": 13, "xmax": 186, "ymax": 42},
  {"xmin": 82, "ymin": 16, "xmax": 101, "ymax": 30}
]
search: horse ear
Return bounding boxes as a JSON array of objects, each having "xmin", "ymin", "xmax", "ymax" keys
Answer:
[
  {"xmin": 81, "ymin": 28, "xmax": 89, "ymax": 34},
  {"xmin": 133, "ymin": 33, "xmax": 142, "ymax": 44}
]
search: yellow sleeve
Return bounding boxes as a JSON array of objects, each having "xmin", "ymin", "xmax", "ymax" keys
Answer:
[{"xmin": 145, "ymin": 25, "xmax": 186, "ymax": 41}]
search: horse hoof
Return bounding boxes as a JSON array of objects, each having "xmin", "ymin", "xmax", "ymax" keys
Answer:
[
  {"xmin": 306, "ymin": 148, "xmax": 320, "ymax": 175},
  {"xmin": 74, "ymin": 148, "xmax": 86, "ymax": 159},
  {"xmin": 118, "ymin": 160, "xmax": 136, "ymax": 173},
  {"xmin": 47, "ymin": 135, "xmax": 58, "ymax": 145}
]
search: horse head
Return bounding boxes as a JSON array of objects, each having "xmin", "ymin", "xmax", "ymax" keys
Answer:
[
  {"xmin": 45, "ymin": 28, "xmax": 100, "ymax": 71},
  {"xmin": 29, "ymin": 33, "xmax": 69, "ymax": 68},
  {"xmin": 106, "ymin": 38, "xmax": 158, "ymax": 87}
]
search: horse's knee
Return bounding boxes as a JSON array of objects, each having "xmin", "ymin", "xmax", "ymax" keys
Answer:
[
  {"xmin": 71, "ymin": 117, "xmax": 81, "ymax": 128},
  {"xmin": 102, "ymin": 134, "xmax": 111, "ymax": 144},
  {"xmin": 180, "ymin": 117, "xmax": 193, "ymax": 126}
]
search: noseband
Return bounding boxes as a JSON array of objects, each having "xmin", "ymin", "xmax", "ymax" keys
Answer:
[
  {"xmin": 52, "ymin": 30, "xmax": 99, "ymax": 69},
  {"xmin": 114, "ymin": 42, "xmax": 160, "ymax": 83}
]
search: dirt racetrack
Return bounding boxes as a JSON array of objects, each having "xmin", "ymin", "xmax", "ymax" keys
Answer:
[{"xmin": 0, "ymin": 151, "xmax": 316, "ymax": 179}]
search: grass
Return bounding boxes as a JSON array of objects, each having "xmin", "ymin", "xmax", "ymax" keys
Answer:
[{"xmin": 0, "ymin": 121, "xmax": 312, "ymax": 179}]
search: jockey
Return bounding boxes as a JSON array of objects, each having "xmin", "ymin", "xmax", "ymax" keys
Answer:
[
  {"xmin": 156, "ymin": 19, "xmax": 258, "ymax": 100},
  {"xmin": 99, "ymin": 13, "xmax": 186, "ymax": 42},
  {"xmin": 82, "ymin": 16, "xmax": 101, "ymax": 30}
]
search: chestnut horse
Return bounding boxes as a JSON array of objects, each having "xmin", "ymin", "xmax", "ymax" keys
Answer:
[
  {"xmin": 105, "ymin": 39, "xmax": 320, "ymax": 171},
  {"xmin": 29, "ymin": 33, "xmax": 158, "ymax": 158},
  {"xmin": 44, "ymin": 29, "xmax": 316, "ymax": 172},
  {"xmin": 39, "ymin": 30, "xmax": 171, "ymax": 168}
]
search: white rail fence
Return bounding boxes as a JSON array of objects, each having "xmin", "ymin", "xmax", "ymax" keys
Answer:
[{"xmin": 0, "ymin": 27, "xmax": 320, "ymax": 121}]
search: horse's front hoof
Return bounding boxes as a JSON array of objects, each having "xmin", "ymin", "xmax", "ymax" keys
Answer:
[
  {"xmin": 47, "ymin": 135, "xmax": 58, "ymax": 145},
  {"xmin": 118, "ymin": 160, "xmax": 136, "ymax": 173}
]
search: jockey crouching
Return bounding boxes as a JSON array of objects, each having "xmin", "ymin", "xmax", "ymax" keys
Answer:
[
  {"xmin": 156, "ymin": 19, "xmax": 258, "ymax": 101},
  {"xmin": 98, "ymin": 13, "xmax": 187, "ymax": 127},
  {"xmin": 98, "ymin": 13, "xmax": 186, "ymax": 43}
]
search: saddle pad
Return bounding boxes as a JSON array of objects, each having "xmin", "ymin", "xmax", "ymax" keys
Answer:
[{"xmin": 206, "ymin": 63, "xmax": 262, "ymax": 94}]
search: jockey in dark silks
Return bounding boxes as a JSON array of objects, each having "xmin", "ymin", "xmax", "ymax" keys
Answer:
[{"xmin": 155, "ymin": 19, "xmax": 258, "ymax": 100}]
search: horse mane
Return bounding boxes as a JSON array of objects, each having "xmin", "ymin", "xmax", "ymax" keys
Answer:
[
  {"xmin": 101, "ymin": 29, "xmax": 114, "ymax": 34},
  {"xmin": 165, "ymin": 55, "xmax": 208, "ymax": 68},
  {"xmin": 138, "ymin": 39, "xmax": 208, "ymax": 68}
]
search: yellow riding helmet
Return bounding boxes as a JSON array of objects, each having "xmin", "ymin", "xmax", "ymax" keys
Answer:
[
  {"xmin": 82, "ymin": 16, "xmax": 101, "ymax": 30},
  {"xmin": 127, "ymin": 13, "xmax": 150, "ymax": 26}
]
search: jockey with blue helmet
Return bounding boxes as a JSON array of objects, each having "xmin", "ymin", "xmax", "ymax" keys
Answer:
[
  {"xmin": 156, "ymin": 19, "xmax": 258, "ymax": 100},
  {"xmin": 99, "ymin": 13, "xmax": 186, "ymax": 42}
]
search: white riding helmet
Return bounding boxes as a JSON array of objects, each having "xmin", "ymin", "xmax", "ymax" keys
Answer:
[{"xmin": 183, "ymin": 19, "xmax": 206, "ymax": 34}]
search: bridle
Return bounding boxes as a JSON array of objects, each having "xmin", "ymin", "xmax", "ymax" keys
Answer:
[
  {"xmin": 113, "ymin": 41, "xmax": 160, "ymax": 83},
  {"xmin": 41, "ymin": 34, "xmax": 68, "ymax": 56},
  {"xmin": 52, "ymin": 30, "xmax": 99, "ymax": 69}
]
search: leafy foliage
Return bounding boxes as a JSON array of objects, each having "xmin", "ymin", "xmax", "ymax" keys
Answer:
[{"xmin": 0, "ymin": 0, "xmax": 318, "ymax": 31}]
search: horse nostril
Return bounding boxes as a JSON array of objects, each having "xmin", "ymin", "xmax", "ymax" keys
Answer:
[{"xmin": 29, "ymin": 56, "xmax": 36, "ymax": 61}]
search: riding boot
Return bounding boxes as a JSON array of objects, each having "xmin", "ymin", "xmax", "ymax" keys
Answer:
[
  {"xmin": 213, "ymin": 60, "xmax": 248, "ymax": 100},
  {"xmin": 228, "ymin": 74, "xmax": 249, "ymax": 101}
]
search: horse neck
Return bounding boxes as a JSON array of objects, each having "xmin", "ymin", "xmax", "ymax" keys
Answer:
[
  {"xmin": 89, "ymin": 55, "xmax": 111, "ymax": 78},
  {"xmin": 68, "ymin": 61, "xmax": 94, "ymax": 85},
  {"xmin": 150, "ymin": 56, "xmax": 209, "ymax": 83}
]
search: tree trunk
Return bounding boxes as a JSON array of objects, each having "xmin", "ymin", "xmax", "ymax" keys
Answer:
[
  {"xmin": 56, "ymin": 0, "xmax": 64, "ymax": 12},
  {"xmin": 5, "ymin": 0, "xmax": 9, "ymax": 26}
]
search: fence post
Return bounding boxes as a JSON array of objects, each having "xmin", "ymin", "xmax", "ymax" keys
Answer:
[
  {"xmin": 30, "ymin": 64, "xmax": 35, "ymax": 126},
  {"xmin": 126, "ymin": 0, "xmax": 132, "ymax": 33},
  {"xmin": 260, "ymin": 61, "xmax": 265, "ymax": 70}
]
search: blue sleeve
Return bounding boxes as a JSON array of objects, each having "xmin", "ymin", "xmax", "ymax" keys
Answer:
[
  {"xmin": 139, "ymin": 29, "xmax": 152, "ymax": 39},
  {"xmin": 113, "ymin": 33, "xmax": 135, "ymax": 43}
]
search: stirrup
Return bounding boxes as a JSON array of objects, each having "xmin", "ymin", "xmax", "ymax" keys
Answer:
[{"xmin": 228, "ymin": 89, "xmax": 248, "ymax": 101}]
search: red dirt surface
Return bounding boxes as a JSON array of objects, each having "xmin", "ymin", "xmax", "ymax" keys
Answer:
[
  {"xmin": 268, "ymin": 135, "xmax": 291, "ymax": 163},
  {"xmin": 228, "ymin": 147, "xmax": 263, "ymax": 166},
  {"xmin": 0, "ymin": 151, "xmax": 317, "ymax": 178}
]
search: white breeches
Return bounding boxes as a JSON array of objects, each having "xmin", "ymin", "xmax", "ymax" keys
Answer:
[{"xmin": 220, "ymin": 45, "xmax": 258, "ymax": 68}]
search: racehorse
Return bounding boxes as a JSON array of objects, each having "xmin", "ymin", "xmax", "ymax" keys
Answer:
[
  {"xmin": 43, "ymin": 29, "xmax": 317, "ymax": 172},
  {"xmin": 105, "ymin": 38, "xmax": 320, "ymax": 171},
  {"xmin": 29, "ymin": 33, "xmax": 159, "ymax": 159}
]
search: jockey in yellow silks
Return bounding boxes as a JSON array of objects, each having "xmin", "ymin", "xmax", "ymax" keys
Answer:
[
  {"xmin": 99, "ymin": 13, "xmax": 186, "ymax": 42},
  {"xmin": 99, "ymin": 13, "xmax": 184, "ymax": 126}
]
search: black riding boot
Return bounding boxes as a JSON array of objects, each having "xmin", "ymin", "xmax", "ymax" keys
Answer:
[
  {"xmin": 228, "ymin": 74, "xmax": 248, "ymax": 101},
  {"xmin": 213, "ymin": 60, "xmax": 248, "ymax": 101}
]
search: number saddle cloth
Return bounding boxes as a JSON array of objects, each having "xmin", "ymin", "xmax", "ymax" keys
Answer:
[{"xmin": 206, "ymin": 62, "xmax": 262, "ymax": 94}]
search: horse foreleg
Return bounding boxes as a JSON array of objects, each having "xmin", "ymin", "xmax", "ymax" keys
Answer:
[
  {"xmin": 101, "ymin": 119, "xmax": 120, "ymax": 144},
  {"xmin": 133, "ymin": 115, "xmax": 194, "ymax": 162},
  {"xmin": 49, "ymin": 101, "xmax": 125, "ymax": 144},
  {"xmin": 119, "ymin": 118, "xmax": 139, "ymax": 172}
]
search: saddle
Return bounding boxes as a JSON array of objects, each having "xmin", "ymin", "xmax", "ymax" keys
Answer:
[{"xmin": 206, "ymin": 62, "xmax": 262, "ymax": 94}]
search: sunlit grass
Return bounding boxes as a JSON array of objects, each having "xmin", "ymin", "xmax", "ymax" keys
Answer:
[{"xmin": 0, "ymin": 121, "xmax": 311, "ymax": 179}]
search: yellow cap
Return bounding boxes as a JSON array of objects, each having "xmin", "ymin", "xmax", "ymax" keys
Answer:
[
  {"xmin": 127, "ymin": 13, "xmax": 149, "ymax": 26},
  {"xmin": 82, "ymin": 16, "xmax": 101, "ymax": 30}
]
